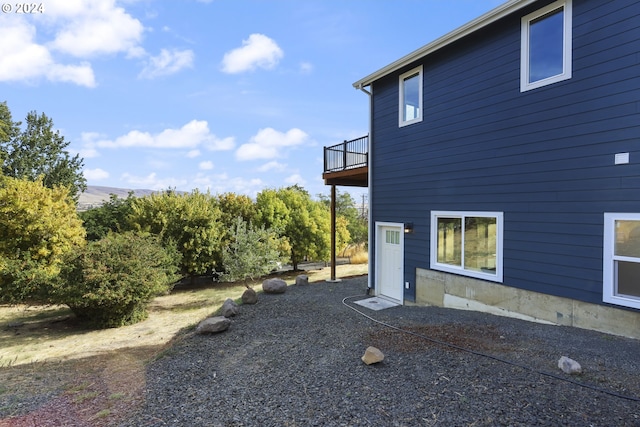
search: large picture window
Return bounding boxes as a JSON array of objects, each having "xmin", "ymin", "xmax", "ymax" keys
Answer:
[
  {"xmin": 398, "ymin": 66, "xmax": 422, "ymax": 127},
  {"xmin": 430, "ymin": 211, "xmax": 503, "ymax": 282},
  {"xmin": 603, "ymin": 213, "xmax": 640, "ymax": 309},
  {"xmin": 521, "ymin": 0, "xmax": 572, "ymax": 92}
]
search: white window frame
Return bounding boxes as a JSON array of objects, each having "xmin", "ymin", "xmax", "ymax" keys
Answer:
[
  {"xmin": 398, "ymin": 66, "xmax": 423, "ymax": 127},
  {"xmin": 520, "ymin": 0, "xmax": 572, "ymax": 92},
  {"xmin": 430, "ymin": 211, "xmax": 504, "ymax": 282},
  {"xmin": 603, "ymin": 213, "xmax": 640, "ymax": 310}
]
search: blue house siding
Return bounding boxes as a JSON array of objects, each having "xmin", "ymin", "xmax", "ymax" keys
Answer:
[{"xmin": 369, "ymin": 0, "xmax": 640, "ymax": 306}]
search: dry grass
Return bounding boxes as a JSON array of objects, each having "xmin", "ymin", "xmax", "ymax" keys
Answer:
[
  {"xmin": 0, "ymin": 263, "xmax": 367, "ymax": 426},
  {"xmin": 0, "ymin": 263, "xmax": 368, "ymax": 367},
  {"xmin": 340, "ymin": 244, "xmax": 368, "ymax": 264}
]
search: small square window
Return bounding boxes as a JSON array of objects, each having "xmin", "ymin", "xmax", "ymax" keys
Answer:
[
  {"xmin": 399, "ymin": 66, "xmax": 422, "ymax": 127},
  {"xmin": 521, "ymin": 0, "xmax": 572, "ymax": 92}
]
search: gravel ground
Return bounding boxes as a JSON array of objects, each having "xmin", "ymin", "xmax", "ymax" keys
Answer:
[{"xmin": 122, "ymin": 276, "xmax": 640, "ymax": 427}]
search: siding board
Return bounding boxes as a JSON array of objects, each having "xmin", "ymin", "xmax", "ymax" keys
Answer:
[{"xmin": 370, "ymin": 0, "xmax": 640, "ymax": 307}]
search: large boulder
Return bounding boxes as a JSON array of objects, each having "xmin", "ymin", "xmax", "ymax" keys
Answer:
[
  {"xmin": 196, "ymin": 316, "xmax": 230, "ymax": 334},
  {"xmin": 221, "ymin": 298, "xmax": 239, "ymax": 317},
  {"xmin": 295, "ymin": 274, "xmax": 309, "ymax": 286},
  {"xmin": 242, "ymin": 287, "xmax": 258, "ymax": 304},
  {"xmin": 262, "ymin": 278, "xmax": 287, "ymax": 294}
]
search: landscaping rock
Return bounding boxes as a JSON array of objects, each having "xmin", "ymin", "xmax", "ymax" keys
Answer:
[
  {"xmin": 196, "ymin": 316, "xmax": 230, "ymax": 334},
  {"xmin": 362, "ymin": 346, "xmax": 384, "ymax": 365},
  {"xmin": 221, "ymin": 298, "xmax": 239, "ymax": 317},
  {"xmin": 242, "ymin": 287, "xmax": 258, "ymax": 304},
  {"xmin": 262, "ymin": 278, "xmax": 287, "ymax": 294},
  {"xmin": 295, "ymin": 274, "xmax": 309, "ymax": 286},
  {"xmin": 558, "ymin": 356, "xmax": 582, "ymax": 374}
]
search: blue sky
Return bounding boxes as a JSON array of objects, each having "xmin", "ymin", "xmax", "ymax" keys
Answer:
[{"xmin": 0, "ymin": 0, "xmax": 504, "ymax": 200}]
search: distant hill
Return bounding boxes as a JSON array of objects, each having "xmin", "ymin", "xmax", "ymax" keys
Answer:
[{"xmin": 78, "ymin": 186, "xmax": 156, "ymax": 210}]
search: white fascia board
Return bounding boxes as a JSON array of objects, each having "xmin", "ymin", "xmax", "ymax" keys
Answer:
[{"xmin": 353, "ymin": 0, "xmax": 536, "ymax": 90}]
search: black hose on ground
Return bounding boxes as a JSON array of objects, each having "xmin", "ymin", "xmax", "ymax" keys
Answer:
[{"xmin": 342, "ymin": 295, "xmax": 640, "ymax": 403}]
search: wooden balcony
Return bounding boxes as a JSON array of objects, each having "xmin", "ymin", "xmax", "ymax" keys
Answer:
[
  {"xmin": 323, "ymin": 135, "xmax": 369, "ymax": 281},
  {"xmin": 322, "ymin": 135, "xmax": 368, "ymax": 187}
]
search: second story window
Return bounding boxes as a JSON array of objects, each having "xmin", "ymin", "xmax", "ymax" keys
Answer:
[
  {"xmin": 399, "ymin": 66, "xmax": 422, "ymax": 127},
  {"xmin": 521, "ymin": 0, "xmax": 572, "ymax": 92}
]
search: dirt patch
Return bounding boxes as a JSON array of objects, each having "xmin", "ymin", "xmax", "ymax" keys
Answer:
[
  {"xmin": 0, "ymin": 346, "xmax": 159, "ymax": 427},
  {"xmin": 367, "ymin": 323, "xmax": 516, "ymax": 354}
]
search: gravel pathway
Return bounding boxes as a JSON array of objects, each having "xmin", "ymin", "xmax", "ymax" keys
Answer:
[{"xmin": 122, "ymin": 276, "xmax": 640, "ymax": 427}]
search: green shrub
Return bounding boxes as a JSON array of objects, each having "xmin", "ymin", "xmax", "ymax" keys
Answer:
[
  {"xmin": 128, "ymin": 190, "xmax": 224, "ymax": 277},
  {"xmin": 221, "ymin": 217, "xmax": 286, "ymax": 283},
  {"xmin": 79, "ymin": 193, "xmax": 136, "ymax": 241},
  {"xmin": 55, "ymin": 232, "xmax": 181, "ymax": 328}
]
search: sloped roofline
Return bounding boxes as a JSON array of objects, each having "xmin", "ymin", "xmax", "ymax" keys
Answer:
[{"xmin": 353, "ymin": 0, "xmax": 536, "ymax": 89}]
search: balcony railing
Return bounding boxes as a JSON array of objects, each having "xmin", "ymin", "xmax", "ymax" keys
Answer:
[{"xmin": 323, "ymin": 135, "xmax": 368, "ymax": 173}]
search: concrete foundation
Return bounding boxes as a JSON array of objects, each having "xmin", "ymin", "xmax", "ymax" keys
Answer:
[{"xmin": 414, "ymin": 268, "xmax": 640, "ymax": 339}]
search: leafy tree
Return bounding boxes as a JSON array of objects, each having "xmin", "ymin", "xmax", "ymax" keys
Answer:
[
  {"xmin": 335, "ymin": 216, "xmax": 352, "ymax": 254},
  {"xmin": 216, "ymin": 192, "xmax": 257, "ymax": 226},
  {"xmin": 0, "ymin": 176, "xmax": 86, "ymax": 304},
  {"xmin": 0, "ymin": 102, "xmax": 19, "ymax": 146},
  {"xmin": 256, "ymin": 186, "xmax": 331, "ymax": 270},
  {"xmin": 55, "ymin": 232, "xmax": 181, "ymax": 328},
  {"xmin": 215, "ymin": 192, "xmax": 258, "ymax": 246},
  {"xmin": 0, "ymin": 102, "xmax": 19, "ymax": 166},
  {"xmin": 255, "ymin": 188, "xmax": 290, "ymax": 233},
  {"xmin": 80, "ymin": 193, "xmax": 136, "ymax": 241},
  {"xmin": 318, "ymin": 189, "xmax": 368, "ymax": 245},
  {"xmin": 221, "ymin": 217, "xmax": 285, "ymax": 283},
  {"xmin": 0, "ymin": 106, "xmax": 86, "ymax": 200},
  {"xmin": 128, "ymin": 190, "xmax": 224, "ymax": 277}
]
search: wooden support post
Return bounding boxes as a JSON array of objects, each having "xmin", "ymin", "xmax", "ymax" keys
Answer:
[{"xmin": 330, "ymin": 184, "xmax": 337, "ymax": 281}]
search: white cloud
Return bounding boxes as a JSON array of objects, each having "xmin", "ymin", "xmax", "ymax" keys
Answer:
[
  {"xmin": 257, "ymin": 161, "xmax": 287, "ymax": 172},
  {"xmin": 121, "ymin": 172, "xmax": 187, "ymax": 190},
  {"xmin": 48, "ymin": 62, "xmax": 96, "ymax": 86},
  {"xmin": 0, "ymin": 18, "xmax": 96, "ymax": 87},
  {"xmin": 78, "ymin": 146, "xmax": 100, "ymax": 158},
  {"xmin": 236, "ymin": 127, "xmax": 308, "ymax": 161},
  {"xmin": 195, "ymin": 173, "xmax": 265, "ymax": 197},
  {"xmin": 204, "ymin": 136, "xmax": 235, "ymax": 151},
  {"xmin": 221, "ymin": 33, "xmax": 283, "ymax": 74},
  {"xmin": 74, "ymin": 132, "xmax": 101, "ymax": 158},
  {"xmin": 0, "ymin": 1, "xmax": 146, "ymax": 86},
  {"xmin": 285, "ymin": 173, "xmax": 306, "ymax": 186},
  {"xmin": 84, "ymin": 168, "xmax": 109, "ymax": 180},
  {"xmin": 47, "ymin": 0, "xmax": 144, "ymax": 58},
  {"xmin": 139, "ymin": 48, "xmax": 194, "ymax": 79},
  {"xmin": 199, "ymin": 160, "xmax": 214, "ymax": 170},
  {"xmin": 81, "ymin": 131, "xmax": 105, "ymax": 142},
  {"xmin": 186, "ymin": 149, "xmax": 201, "ymax": 158},
  {"xmin": 96, "ymin": 120, "xmax": 235, "ymax": 150},
  {"xmin": 299, "ymin": 62, "xmax": 314, "ymax": 74}
]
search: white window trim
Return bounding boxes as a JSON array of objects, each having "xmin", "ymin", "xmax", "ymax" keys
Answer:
[
  {"xmin": 520, "ymin": 0, "xmax": 572, "ymax": 92},
  {"xmin": 398, "ymin": 66, "xmax": 423, "ymax": 127},
  {"xmin": 430, "ymin": 211, "xmax": 504, "ymax": 283},
  {"xmin": 603, "ymin": 213, "xmax": 640, "ymax": 310}
]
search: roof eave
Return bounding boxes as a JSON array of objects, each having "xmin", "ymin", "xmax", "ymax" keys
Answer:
[{"xmin": 353, "ymin": 0, "xmax": 536, "ymax": 89}]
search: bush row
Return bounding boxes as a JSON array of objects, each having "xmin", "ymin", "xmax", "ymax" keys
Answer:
[{"xmin": 0, "ymin": 177, "xmax": 366, "ymax": 328}]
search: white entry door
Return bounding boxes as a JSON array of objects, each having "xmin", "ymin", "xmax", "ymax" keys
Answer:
[{"xmin": 377, "ymin": 223, "xmax": 404, "ymax": 303}]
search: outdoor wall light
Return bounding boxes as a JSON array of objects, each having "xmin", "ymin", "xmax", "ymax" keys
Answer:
[{"xmin": 404, "ymin": 222, "xmax": 414, "ymax": 234}]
